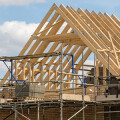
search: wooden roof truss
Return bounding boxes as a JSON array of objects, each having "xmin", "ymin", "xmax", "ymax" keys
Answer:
[{"xmin": 2, "ymin": 3, "xmax": 120, "ymax": 91}]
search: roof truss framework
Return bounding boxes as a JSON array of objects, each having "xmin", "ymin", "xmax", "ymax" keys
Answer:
[{"xmin": 2, "ymin": 3, "xmax": 120, "ymax": 91}]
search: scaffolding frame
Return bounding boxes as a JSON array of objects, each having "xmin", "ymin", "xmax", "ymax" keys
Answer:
[
  {"xmin": 0, "ymin": 3, "xmax": 120, "ymax": 120},
  {"xmin": 0, "ymin": 52, "xmax": 120, "ymax": 120}
]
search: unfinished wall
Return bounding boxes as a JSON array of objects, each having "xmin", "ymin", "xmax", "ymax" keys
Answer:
[{"xmin": 0, "ymin": 105, "xmax": 104, "ymax": 120}]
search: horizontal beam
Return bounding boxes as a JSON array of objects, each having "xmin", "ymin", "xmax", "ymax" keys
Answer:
[
  {"xmin": 35, "ymin": 33, "xmax": 86, "ymax": 45},
  {"xmin": 74, "ymin": 64, "xmax": 94, "ymax": 67},
  {"xmin": 0, "ymin": 52, "xmax": 72, "ymax": 60}
]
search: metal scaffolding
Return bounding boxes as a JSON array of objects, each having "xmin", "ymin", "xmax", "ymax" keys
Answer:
[{"xmin": 0, "ymin": 51, "xmax": 120, "ymax": 120}]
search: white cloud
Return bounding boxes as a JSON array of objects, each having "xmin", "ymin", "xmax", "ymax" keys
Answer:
[
  {"xmin": 0, "ymin": 21, "xmax": 38, "ymax": 56},
  {"xmin": 0, "ymin": 0, "xmax": 46, "ymax": 6},
  {"xmin": 84, "ymin": 60, "xmax": 94, "ymax": 65},
  {"xmin": 0, "ymin": 21, "xmax": 38, "ymax": 78}
]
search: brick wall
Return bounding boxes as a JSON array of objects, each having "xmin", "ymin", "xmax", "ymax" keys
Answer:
[{"xmin": 0, "ymin": 105, "xmax": 104, "ymax": 120}]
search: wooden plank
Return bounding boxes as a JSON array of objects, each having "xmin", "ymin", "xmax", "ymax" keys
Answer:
[
  {"xmin": 79, "ymin": 69, "xmax": 91, "ymax": 71},
  {"xmin": 29, "ymin": 63, "xmax": 31, "ymax": 82},
  {"xmin": 104, "ymin": 13, "xmax": 120, "ymax": 32},
  {"xmin": 22, "ymin": 63, "xmax": 25, "ymax": 80},
  {"xmin": 96, "ymin": 58, "xmax": 99, "ymax": 85},
  {"xmin": 32, "ymin": 64, "xmax": 34, "ymax": 82},
  {"xmin": 40, "ymin": 62, "xmax": 44, "ymax": 86},
  {"xmin": 111, "ymin": 14, "xmax": 120, "ymax": 26},
  {"xmin": 83, "ymin": 64, "xmax": 94, "ymax": 67},
  {"xmin": 103, "ymin": 63, "xmax": 106, "ymax": 85},
  {"xmin": 62, "ymin": 94, "xmax": 90, "ymax": 101},
  {"xmin": 36, "ymin": 33, "xmax": 85, "ymax": 45}
]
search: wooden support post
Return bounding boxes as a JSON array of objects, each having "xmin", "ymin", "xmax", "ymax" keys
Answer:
[
  {"xmin": 32, "ymin": 64, "xmax": 34, "ymax": 82},
  {"xmin": 29, "ymin": 63, "xmax": 31, "ymax": 82},
  {"xmin": 96, "ymin": 58, "xmax": 99, "ymax": 85},
  {"xmin": 40, "ymin": 62, "xmax": 44, "ymax": 86},
  {"xmin": 103, "ymin": 64, "xmax": 107, "ymax": 85},
  {"xmin": 76, "ymin": 71, "xmax": 79, "ymax": 88},
  {"xmin": 22, "ymin": 63, "xmax": 25, "ymax": 80},
  {"xmin": 103, "ymin": 63, "xmax": 107, "ymax": 92}
]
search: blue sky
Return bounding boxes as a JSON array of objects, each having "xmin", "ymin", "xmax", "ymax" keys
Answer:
[
  {"xmin": 0, "ymin": 0, "xmax": 120, "ymax": 25},
  {"xmin": 0, "ymin": 0, "xmax": 119, "ymax": 76}
]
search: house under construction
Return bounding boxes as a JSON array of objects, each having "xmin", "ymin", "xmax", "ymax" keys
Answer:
[{"xmin": 0, "ymin": 3, "xmax": 120, "ymax": 120}]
